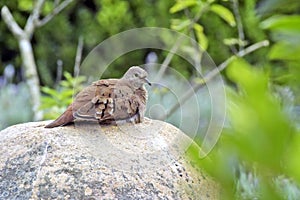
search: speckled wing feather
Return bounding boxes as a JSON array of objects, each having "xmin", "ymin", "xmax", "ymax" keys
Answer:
[{"xmin": 74, "ymin": 79, "xmax": 147, "ymax": 123}]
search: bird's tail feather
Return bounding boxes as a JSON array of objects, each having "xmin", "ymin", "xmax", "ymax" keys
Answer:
[{"xmin": 45, "ymin": 106, "xmax": 74, "ymax": 128}]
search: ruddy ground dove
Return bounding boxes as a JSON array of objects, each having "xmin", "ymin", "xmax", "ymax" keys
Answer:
[{"xmin": 45, "ymin": 66, "xmax": 151, "ymax": 128}]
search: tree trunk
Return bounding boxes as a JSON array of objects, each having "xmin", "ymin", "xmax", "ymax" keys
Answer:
[
  {"xmin": 19, "ymin": 38, "xmax": 42, "ymax": 121},
  {"xmin": 2, "ymin": 2, "xmax": 73, "ymax": 121}
]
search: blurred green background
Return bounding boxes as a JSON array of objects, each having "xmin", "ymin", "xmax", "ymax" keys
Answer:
[{"xmin": 1, "ymin": 0, "xmax": 300, "ymax": 199}]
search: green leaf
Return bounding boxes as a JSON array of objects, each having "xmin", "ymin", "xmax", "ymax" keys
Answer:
[
  {"xmin": 226, "ymin": 58, "xmax": 268, "ymax": 96},
  {"xmin": 170, "ymin": 0, "xmax": 198, "ymax": 13},
  {"xmin": 60, "ymin": 90, "xmax": 74, "ymax": 99},
  {"xmin": 40, "ymin": 71, "xmax": 87, "ymax": 119},
  {"xmin": 60, "ymin": 80, "xmax": 72, "ymax": 88},
  {"xmin": 210, "ymin": 4, "xmax": 236, "ymax": 27},
  {"xmin": 41, "ymin": 87, "xmax": 58, "ymax": 96},
  {"xmin": 260, "ymin": 15, "xmax": 300, "ymax": 32},
  {"xmin": 41, "ymin": 96, "xmax": 56, "ymax": 106},
  {"xmin": 223, "ymin": 38, "xmax": 248, "ymax": 46},
  {"xmin": 18, "ymin": 0, "xmax": 33, "ymax": 11},
  {"xmin": 226, "ymin": 58, "xmax": 292, "ymax": 170},
  {"xmin": 171, "ymin": 19, "xmax": 191, "ymax": 31},
  {"xmin": 64, "ymin": 71, "xmax": 73, "ymax": 82},
  {"xmin": 268, "ymin": 42, "xmax": 300, "ymax": 61},
  {"xmin": 42, "ymin": 1, "xmax": 54, "ymax": 15},
  {"xmin": 193, "ymin": 23, "xmax": 208, "ymax": 50},
  {"xmin": 286, "ymin": 133, "xmax": 300, "ymax": 184}
]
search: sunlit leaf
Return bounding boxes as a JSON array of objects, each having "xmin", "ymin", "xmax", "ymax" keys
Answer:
[
  {"xmin": 170, "ymin": 0, "xmax": 198, "ymax": 13},
  {"xmin": 41, "ymin": 87, "xmax": 58, "ymax": 97},
  {"xmin": 42, "ymin": 1, "xmax": 54, "ymax": 15},
  {"xmin": 286, "ymin": 133, "xmax": 300, "ymax": 184},
  {"xmin": 260, "ymin": 15, "xmax": 300, "ymax": 32},
  {"xmin": 210, "ymin": 4, "xmax": 236, "ymax": 27},
  {"xmin": 223, "ymin": 38, "xmax": 248, "ymax": 46},
  {"xmin": 60, "ymin": 90, "xmax": 74, "ymax": 99},
  {"xmin": 64, "ymin": 71, "xmax": 73, "ymax": 82},
  {"xmin": 193, "ymin": 23, "xmax": 208, "ymax": 50},
  {"xmin": 171, "ymin": 19, "xmax": 191, "ymax": 31},
  {"xmin": 60, "ymin": 81, "xmax": 72, "ymax": 88},
  {"xmin": 41, "ymin": 96, "xmax": 56, "ymax": 105},
  {"xmin": 40, "ymin": 72, "xmax": 86, "ymax": 119},
  {"xmin": 226, "ymin": 58, "xmax": 292, "ymax": 170},
  {"xmin": 18, "ymin": 0, "xmax": 33, "ymax": 11},
  {"xmin": 268, "ymin": 42, "xmax": 300, "ymax": 61}
]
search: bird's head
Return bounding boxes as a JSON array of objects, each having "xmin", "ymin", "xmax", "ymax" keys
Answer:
[{"xmin": 123, "ymin": 66, "xmax": 151, "ymax": 89}]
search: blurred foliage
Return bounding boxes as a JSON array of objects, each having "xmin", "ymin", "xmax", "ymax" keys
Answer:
[
  {"xmin": 167, "ymin": 0, "xmax": 300, "ymax": 199},
  {"xmin": 188, "ymin": 58, "xmax": 300, "ymax": 199},
  {"xmin": 41, "ymin": 71, "xmax": 86, "ymax": 119},
  {"xmin": 0, "ymin": 83, "xmax": 33, "ymax": 130},
  {"xmin": 0, "ymin": 0, "xmax": 174, "ymax": 84}
]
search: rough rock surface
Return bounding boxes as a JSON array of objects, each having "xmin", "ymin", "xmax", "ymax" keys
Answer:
[{"xmin": 0, "ymin": 118, "xmax": 219, "ymax": 199}]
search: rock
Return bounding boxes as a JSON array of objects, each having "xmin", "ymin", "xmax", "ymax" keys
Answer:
[{"xmin": 0, "ymin": 118, "xmax": 219, "ymax": 199}]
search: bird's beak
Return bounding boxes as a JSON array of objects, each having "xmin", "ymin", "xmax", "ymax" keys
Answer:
[{"xmin": 144, "ymin": 78, "xmax": 152, "ymax": 86}]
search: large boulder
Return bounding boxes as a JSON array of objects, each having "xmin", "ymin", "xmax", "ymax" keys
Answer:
[{"xmin": 0, "ymin": 118, "xmax": 219, "ymax": 199}]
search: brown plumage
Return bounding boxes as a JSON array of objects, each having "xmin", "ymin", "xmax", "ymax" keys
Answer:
[{"xmin": 45, "ymin": 66, "xmax": 151, "ymax": 128}]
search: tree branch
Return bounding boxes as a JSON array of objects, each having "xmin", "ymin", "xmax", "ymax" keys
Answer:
[
  {"xmin": 1, "ymin": 6, "xmax": 24, "ymax": 38},
  {"xmin": 74, "ymin": 36, "xmax": 84, "ymax": 77},
  {"xmin": 231, "ymin": 0, "xmax": 245, "ymax": 51},
  {"xmin": 184, "ymin": 9, "xmax": 202, "ymax": 73},
  {"xmin": 155, "ymin": 36, "xmax": 185, "ymax": 82},
  {"xmin": 36, "ymin": 0, "xmax": 73, "ymax": 27},
  {"xmin": 162, "ymin": 40, "xmax": 269, "ymax": 119},
  {"xmin": 25, "ymin": 0, "xmax": 45, "ymax": 35}
]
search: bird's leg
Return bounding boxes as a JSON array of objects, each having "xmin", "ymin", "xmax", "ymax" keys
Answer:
[{"xmin": 137, "ymin": 100, "xmax": 146, "ymax": 123}]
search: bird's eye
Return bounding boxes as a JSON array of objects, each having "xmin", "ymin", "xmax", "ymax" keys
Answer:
[{"xmin": 134, "ymin": 73, "xmax": 138, "ymax": 77}]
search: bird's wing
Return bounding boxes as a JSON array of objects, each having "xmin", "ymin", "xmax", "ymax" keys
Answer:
[
  {"xmin": 74, "ymin": 79, "xmax": 140, "ymax": 122},
  {"xmin": 44, "ymin": 82, "xmax": 102, "ymax": 128}
]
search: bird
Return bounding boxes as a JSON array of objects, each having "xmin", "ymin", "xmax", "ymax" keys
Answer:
[{"xmin": 45, "ymin": 66, "xmax": 151, "ymax": 128}]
